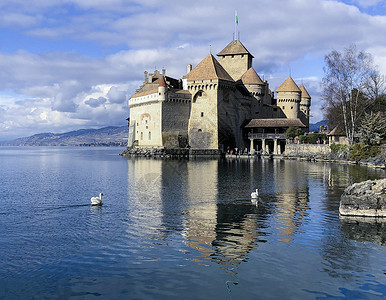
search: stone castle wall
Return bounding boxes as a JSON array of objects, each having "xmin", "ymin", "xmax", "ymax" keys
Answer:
[
  {"xmin": 130, "ymin": 100, "xmax": 163, "ymax": 147},
  {"xmin": 188, "ymin": 84, "xmax": 219, "ymax": 149},
  {"xmin": 284, "ymin": 144, "xmax": 331, "ymax": 156},
  {"xmin": 162, "ymin": 100, "xmax": 190, "ymax": 148},
  {"xmin": 218, "ymin": 55, "xmax": 251, "ymax": 81}
]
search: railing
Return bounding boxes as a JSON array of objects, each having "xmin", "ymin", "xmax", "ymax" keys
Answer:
[{"xmin": 248, "ymin": 133, "xmax": 286, "ymax": 140}]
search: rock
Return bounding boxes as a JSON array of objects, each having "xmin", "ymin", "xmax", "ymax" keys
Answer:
[{"xmin": 340, "ymin": 178, "xmax": 386, "ymax": 217}]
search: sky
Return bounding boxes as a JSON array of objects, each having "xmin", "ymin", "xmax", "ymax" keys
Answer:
[{"xmin": 0, "ymin": 0, "xmax": 386, "ymax": 141}]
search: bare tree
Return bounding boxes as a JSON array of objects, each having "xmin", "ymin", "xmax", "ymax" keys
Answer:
[
  {"xmin": 363, "ymin": 72, "xmax": 386, "ymax": 102},
  {"xmin": 322, "ymin": 45, "xmax": 374, "ymax": 145}
]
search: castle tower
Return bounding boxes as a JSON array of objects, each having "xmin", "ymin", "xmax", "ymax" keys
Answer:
[
  {"xmin": 241, "ymin": 67, "xmax": 265, "ymax": 97},
  {"xmin": 184, "ymin": 54, "xmax": 235, "ymax": 150},
  {"xmin": 299, "ymin": 84, "xmax": 311, "ymax": 128},
  {"xmin": 240, "ymin": 67, "xmax": 265, "ymax": 117},
  {"xmin": 158, "ymin": 75, "xmax": 167, "ymax": 101},
  {"xmin": 275, "ymin": 76, "xmax": 301, "ymax": 119},
  {"xmin": 217, "ymin": 40, "xmax": 254, "ymax": 81}
]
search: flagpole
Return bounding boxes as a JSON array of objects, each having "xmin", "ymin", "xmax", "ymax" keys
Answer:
[{"xmin": 234, "ymin": 11, "xmax": 238, "ymax": 41}]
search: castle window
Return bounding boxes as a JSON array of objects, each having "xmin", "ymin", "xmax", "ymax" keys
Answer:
[
  {"xmin": 148, "ymin": 132, "xmax": 151, "ymax": 140},
  {"xmin": 283, "ymin": 106, "xmax": 285, "ymax": 109},
  {"xmin": 231, "ymin": 55, "xmax": 234, "ymax": 58},
  {"xmin": 241, "ymin": 54, "xmax": 244, "ymax": 58},
  {"xmin": 198, "ymin": 129, "xmax": 202, "ymax": 132},
  {"xmin": 201, "ymin": 112, "xmax": 204, "ymax": 117},
  {"xmin": 291, "ymin": 106, "xmax": 293, "ymax": 109},
  {"xmin": 140, "ymin": 132, "xmax": 143, "ymax": 140}
]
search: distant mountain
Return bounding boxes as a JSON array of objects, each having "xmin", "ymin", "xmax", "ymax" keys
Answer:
[
  {"xmin": 0, "ymin": 126, "xmax": 128, "ymax": 146},
  {"xmin": 309, "ymin": 120, "xmax": 328, "ymax": 132}
]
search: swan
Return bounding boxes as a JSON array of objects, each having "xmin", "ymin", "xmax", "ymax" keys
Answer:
[
  {"xmin": 91, "ymin": 193, "xmax": 103, "ymax": 206},
  {"xmin": 251, "ymin": 189, "xmax": 259, "ymax": 199}
]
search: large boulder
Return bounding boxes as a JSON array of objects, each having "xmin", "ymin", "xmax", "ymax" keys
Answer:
[{"xmin": 339, "ymin": 178, "xmax": 386, "ymax": 217}]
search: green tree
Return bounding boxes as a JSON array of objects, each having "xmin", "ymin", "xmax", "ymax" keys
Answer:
[
  {"xmin": 359, "ymin": 112, "xmax": 386, "ymax": 146},
  {"xmin": 285, "ymin": 126, "xmax": 302, "ymax": 140}
]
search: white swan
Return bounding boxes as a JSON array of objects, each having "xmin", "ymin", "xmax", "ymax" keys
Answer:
[
  {"xmin": 91, "ymin": 193, "xmax": 103, "ymax": 206},
  {"xmin": 251, "ymin": 189, "xmax": 259, "ymax": 199}
]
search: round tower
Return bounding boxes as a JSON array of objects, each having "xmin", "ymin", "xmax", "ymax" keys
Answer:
[
  {"xmin": 299, "ymin": 84, "xmax": 311, "ymax": 126},
  {"xmin": 241, "ymin": 67, "xmax": 265, "ymax": 97},
  {"xmin": 275, "ymin": 76, "xmax": 301, "ymax": 119},
  {"xmin": 158, "ymin": 76, "xmax": 167, "ymax": 101}
]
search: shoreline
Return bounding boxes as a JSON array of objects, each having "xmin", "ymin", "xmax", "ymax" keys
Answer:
[
  {"xmin": 225, "ymin": 153, "xmax": 385, "ymax": 169},
  {"xmin": 120, "ymin": 147, "xmax": 385, "ymax": 169}
]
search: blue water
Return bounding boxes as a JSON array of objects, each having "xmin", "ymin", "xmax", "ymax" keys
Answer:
[{"xmin": 0, "ymin": 147, "xmax": 385, "ymax": 299}]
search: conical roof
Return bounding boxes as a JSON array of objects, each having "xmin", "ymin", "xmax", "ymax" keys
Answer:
[
  {"xmin": 158, "ymin": 76, "xmax": 167, "ymax": 87},
  {"xmin": 241, "ymin": 68, "xmax": 264, "ymax": 85},
  {"xmin": 217, "ymin": 40, "xmax": 254, "ymax": 58},
  {"xmin": 275, "ymin": 76, "xmax": 301, "ymax": 93},
  {"xmin": 184, "ymin": 54, "xmax": 234, "ymax": 82},
  {"xmin": 299, "ymin": 84, "xmax": 311, "ymax": 99}
]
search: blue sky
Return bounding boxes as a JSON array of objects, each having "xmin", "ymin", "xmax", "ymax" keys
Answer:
[{"xmin": 0, "ymin": 0, "xmax": 386, "ymax": 140}]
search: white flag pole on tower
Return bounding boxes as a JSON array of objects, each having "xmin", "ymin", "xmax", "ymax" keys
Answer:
[{"xmin": 234, "ymin": 11, "xmax": 238, "ymax": 41}]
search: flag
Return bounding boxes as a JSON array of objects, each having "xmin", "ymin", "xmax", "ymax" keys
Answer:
[{"xmin": 235, "ymin": 13, "xmax": 238, "ymax": 24}]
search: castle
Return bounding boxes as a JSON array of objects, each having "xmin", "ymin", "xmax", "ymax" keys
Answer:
[{"xmin": 127, "ymin": 37, "xmax": 311, "ymax": 155}]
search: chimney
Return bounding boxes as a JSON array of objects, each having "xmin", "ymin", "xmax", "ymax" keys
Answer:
[
  {"xmin": 187, "ymin": 64, "xmax": 192, "ymax": 74},
  {"xmin": 144, "ymin": 71, "xmax": 148, "ymax": 82}
]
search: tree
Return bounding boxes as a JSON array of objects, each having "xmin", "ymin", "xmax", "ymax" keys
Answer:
[
  {"xmin": 322, "ymin": 45, "xmax": 375, "ymax": 145},
  {"xmin": 359, "ymin": 112, "xmax": 386, "ymax": 146},
  {"xmin": 363, "ymin": 72, "xmax": 386, "ymax": 113},
  {"xmin": 285, "ymin": 126, "xmax": 302, "ymax": 140}
]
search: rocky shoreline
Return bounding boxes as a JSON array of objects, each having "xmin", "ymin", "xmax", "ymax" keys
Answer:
[
  {"xmin": 120, "ymin": 147, "xmax": 220, "ymax": 158},
  {"xmin": 120, "ymin": 146, "xmax": 385, "ymax": 169},
  {"xmin": 281, "ymin": 154, "xmax": 386, "ymax": 169},
  {"xmin": 339, "ymin": 178, "xmax": 386, "ymax": 217}
]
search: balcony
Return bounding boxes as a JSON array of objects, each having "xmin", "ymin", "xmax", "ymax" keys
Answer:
[{"xmin": 248, "ymin": 133, "xmax": 286, "ymax": 140}]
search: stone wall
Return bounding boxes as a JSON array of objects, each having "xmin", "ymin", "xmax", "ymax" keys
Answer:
[
  {"xmin": 188, "ymin": 84, "xmax": 219, "ymax": 149},
  {"xmin": 162, "ymin": 100, "xmax": 190, "ymax": 148},
  {"xmin": 218, "ymin": 54, "xmax": 251, "ymax": 81},
  {"xmin": 130, "ymin": 100, "xmax": 163, "ymax": 147},
  {"xmin": 284, "ymin": 144, "xmax": 331, "ymax": 157}
]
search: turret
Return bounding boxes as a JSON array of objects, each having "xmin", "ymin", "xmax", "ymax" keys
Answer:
[
  {"xmin": 299, "ymin": 84, "xmax": 311, "ymax": 128},
  {"xmin": 158, "ymin": 76, "xmax": 167, "ymax": 101},
  {"xmin": 275, "ymin": 76, "xmax": 301, "ymax": 119},
  {"xmin": 241, "ymin": 67, "xmax": 265, "ymax": 97}
]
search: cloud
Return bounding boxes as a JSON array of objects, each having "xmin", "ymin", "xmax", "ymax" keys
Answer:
[
  {"xmin": 1, "ymin": 0, "xmax": 386, "ymax": 139},
  {"xmin": 85, "ymin": 96, "xmax": 107, "ymax": 108},
  {"xmin": 107, "ymin": 86, "xmax": 127, "ymax": 104}
]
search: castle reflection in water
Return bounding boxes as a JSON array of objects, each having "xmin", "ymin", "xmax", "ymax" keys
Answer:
[{"xmin": 126, "ymin": 157, "xmax": 385, "ymax": 268}]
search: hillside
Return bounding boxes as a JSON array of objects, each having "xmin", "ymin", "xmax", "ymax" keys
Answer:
[
  {"xmin": 0, "ymin": 126, "xmax": 128, "ymax": 146},
  {"xmin": 309, "ymin": 120, "xmax": 328, "ymax": 132}
]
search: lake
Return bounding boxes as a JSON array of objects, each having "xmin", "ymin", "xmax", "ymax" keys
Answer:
[{"xmin": 0, "ymin": 147, "xmax": 385, "ymax": 299}]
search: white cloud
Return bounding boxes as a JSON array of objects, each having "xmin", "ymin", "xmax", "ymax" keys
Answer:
[{"xmin": 0, "ymin": 0, "xmax": 386, "ymax": 139}]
